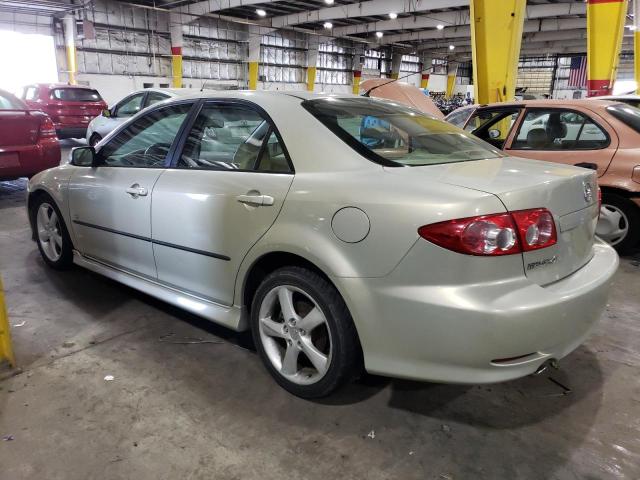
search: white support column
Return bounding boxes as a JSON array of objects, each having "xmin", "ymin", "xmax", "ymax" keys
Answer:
[
  {"xmin": 307, "ymin": 36, "xmax": 320, "ymax": 91},
  {"xmin": 63, "ymin": 15, "xmax": 77, "ymax": 85},
  {"xmin": 390, "ymin": 50, "xmax": 403, "ymax": 79},
  {"xmin": 248, "ymin": 26, "xmax": 262, "ymax": 90},
  {"xmin": 420, "ymin": 53, "xmax": 433, "ymax": 89},
  {"xmin": 169, "ymin": 12, "xmax": 183, "ymax": 88},
  {"xmin": 352, "ymin": 45, "xmax": 365, "ymax": 94}
]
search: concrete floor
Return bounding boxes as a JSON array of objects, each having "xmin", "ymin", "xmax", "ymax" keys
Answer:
[{"xmin": 1, "ymin": 143, "xmax": 639, "ymax": 479}]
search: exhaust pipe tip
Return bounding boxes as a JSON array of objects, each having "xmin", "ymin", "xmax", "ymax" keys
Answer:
[{"xmin": 534, "ymin": 358, "xmax": 559, "ymax": 376}]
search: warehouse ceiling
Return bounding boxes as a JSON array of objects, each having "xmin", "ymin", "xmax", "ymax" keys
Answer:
[
  {"xmin": 15, "ymin": 0, "xmax": 626, "ymax": 57},
  {"xmin": 110, "ymin": 0, "xmax": 600, "ymax": 56}
]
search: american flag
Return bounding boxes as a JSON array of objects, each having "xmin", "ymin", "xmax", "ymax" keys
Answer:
[{"xmin": 568, "ymin": 56, "xmax": 587, "ymax": 88}]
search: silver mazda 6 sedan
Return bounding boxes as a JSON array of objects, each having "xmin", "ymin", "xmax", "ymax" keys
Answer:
[{"xmin": 27, "ymin": 91, "xmax": 618, "ymax": 398}]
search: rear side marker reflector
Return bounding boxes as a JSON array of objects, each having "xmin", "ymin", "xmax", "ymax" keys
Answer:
[{"xmin": 418, "ymin": 208, "xmax": 557, "ymax": 256}]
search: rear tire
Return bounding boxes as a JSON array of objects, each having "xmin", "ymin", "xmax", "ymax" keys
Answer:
[
  {"xmin": 597, "ymin": 193, "xmax": 640, "ymax": 255},
  {"xmin": 30, "ymin": 194, "xmax": 74, "ymax": 270},
  {"xmin": 250, "ymin": 266, "xmax": 361, "ymax": 398}
]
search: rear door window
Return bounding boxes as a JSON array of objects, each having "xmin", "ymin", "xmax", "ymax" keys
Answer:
[
  {"xmin": 446, "ymin": 108, "xmax": 474, "ymax": 128},
  {"xmin": 464, "ymin": 108, "xmax": 521, "ymax": 149},
  {"xmin": 23, "ymin": 87, "xmax": 37, "ymax": 100},
  {"xmin": 511, "ymin": 109, "xmax": 609, "ymax": 150},
  {"xmin": 51, "ymin": 88, "xmax": 103, "ymax": 102},
  {"xmin": 145, "ymin": 92, "xmax": 169, "ymax": 107},
  {"xmin": 114, "ymin": 93, "xmax": 145, "ymax": 118}
]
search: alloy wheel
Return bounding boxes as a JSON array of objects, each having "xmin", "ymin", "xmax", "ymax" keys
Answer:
[
  {"xmin": 36, "ymin": 202, "xmax": 63, "ymax": 262},
  {"xmin": 258, "ymin": 285, "xmax": 332, "ymax": 385}
]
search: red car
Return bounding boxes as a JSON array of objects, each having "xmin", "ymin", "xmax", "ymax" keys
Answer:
[
  {"xmin": 0, "ymin": 89, "xmax": 60, "ymax": 181},
  {"xmin": 21, "ymin": 83, "xmax": 107, "ymax": 139}
]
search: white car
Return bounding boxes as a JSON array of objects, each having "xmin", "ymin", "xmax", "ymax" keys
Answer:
[
  {"xmin": 28, "ymin": 91, "xmax": 618, "ymax": 398},
  {"xmin": 85, "ymin": 88, "xmax": 196, "ymax": 146}
]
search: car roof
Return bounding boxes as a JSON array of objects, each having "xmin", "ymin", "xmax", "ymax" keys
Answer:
[
  {"xmin": 29, "ymin": 83, "xmax": 98, "ymax": 90},
  {"xmin": 169, "ymin": 89, "xmax": 358, "ymax": 103}
]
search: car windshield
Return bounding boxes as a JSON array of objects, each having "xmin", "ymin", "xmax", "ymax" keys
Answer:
[
  {"xmin": 51, "ymin": 88, "xmax": 102, "ymax": 102},
  {"xmin": 302, "ymin": 97, "xmax": 503, "ymax": 167},
  {"xmin": 606, "ymin": 103, "xmax": 640, "ymax": 134}
]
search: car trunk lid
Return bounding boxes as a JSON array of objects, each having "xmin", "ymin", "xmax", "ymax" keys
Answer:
[{"xmin": 385, "ymin": 156, "xmax": 599, "ymax": 285}]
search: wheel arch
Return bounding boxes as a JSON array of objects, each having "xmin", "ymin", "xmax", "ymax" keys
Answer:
[
  {"xmin": 241, "ymin": 251, "xmax": 336, "ymax": 317},
  {"xmin": 27, "ymin": 187, "xmax": 74, "ymax": 248}
]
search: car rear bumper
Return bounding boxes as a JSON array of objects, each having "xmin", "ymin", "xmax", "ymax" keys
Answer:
[
  {"xmin": 336, "ymin": 239, "xmax": 618, "ymax": 384},
  {"xmin": 56, "ymin": 127, "xmax": 87, "ymax": 139},
  {"xmin": 0, "ymin": 140, "xmax": 61, "ymax": 180}
]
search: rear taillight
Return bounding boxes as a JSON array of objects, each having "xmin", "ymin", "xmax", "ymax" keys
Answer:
[
  {"xmin": 38, "ymin": 116, "xmax": 57, "ymax": 140},
  {"xmin": 511, "ymin": 209, "xmax": 557, "ymax": 252},
  {"xmin": 418, "ymin": 208, "xmax": 557, "ymax": 256},
  {"xmin": 597, "ymin": 186, "xmax": 602, "ymax": 211}
]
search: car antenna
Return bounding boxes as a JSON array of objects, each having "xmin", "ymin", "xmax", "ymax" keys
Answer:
[
  {"xmin": 200, "ymin": 80, "xmax": 210, "ymax": 92},
  {"xmin": 362, "ymin": 70, "xmax": 428, "ymax": 97}
]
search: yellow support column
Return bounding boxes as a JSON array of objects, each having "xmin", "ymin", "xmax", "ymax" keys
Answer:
[
  {"xmin": 352, "ymin": 70, "xmax": 362, "ymax": 94},
  {"xmin": 0, "ymin": 277, "xmax": 16, "ymax": 368},
  {"xmin": 248, "ymin": 32, "xmax": 261, "ymax": 91},
  {"xmin": 171, "ymin": 47, "xmax": 183, "ymax": 88},
  {"xmin": 306, "ymin": 37, "xmax": 319, "ymax": 92},
  {"xmin": 636, "ymin": 0, "xmax": 640, "ymax": 93},
  {"xmin": 446, "ymin": 63, "xmax": 457, "ymax": 98},
  {"xmin": 306, "ymin": 67, "xmax": 317, "ymax": 91},
  {"xmin": 420, "ymin": 72, "xmax": 430, "ymax": 89},
  {"xmin": 470, "ymin": 0, "xmax": 526, "ymax": 104},
  {"xmin": 587, "ymin": 0, "xmax": 628, "ymax": 96}
]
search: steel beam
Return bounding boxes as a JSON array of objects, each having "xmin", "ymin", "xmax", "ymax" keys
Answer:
[{"xmin": 269, "ymin": 0, "xmax": 469, "ymax": 29}]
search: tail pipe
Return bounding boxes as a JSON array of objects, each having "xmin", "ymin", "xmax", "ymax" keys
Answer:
[{"xmin": 534, "ymin": 358, "xmax": 559, "ymax": 376}]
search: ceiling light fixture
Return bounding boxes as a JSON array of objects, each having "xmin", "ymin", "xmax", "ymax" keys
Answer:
[
  {"xmin": 323, "ymin": 22, "xmax": 333, "ymax": 29},
  {"xmin": 449, "ymin": 44, "xmax": 455, "ymax": 50},
  {"xmin": 325, "ymin": 0, "xmax": 334, "ymax": 4},
  {"xmin": 256, "ymin": 8, "xmax": 266, "ymax": 17},
  {"xmin": 389, "ymin": 12, "xmax": 398, "ymax": 19},
  {"xmin": 436, "ymin": 24, "xmax": 444, "ymax": 30},
  {"xmin": 376, "ymin": 31, "xmax": 384, "ymax": 38}
]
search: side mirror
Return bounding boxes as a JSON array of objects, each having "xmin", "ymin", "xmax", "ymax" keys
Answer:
[
  {"xmin": 71, "ymin": 146, "xmax": 97, "ymax": 167},
  {"xmin": 102, "ymin": 108, "xmax": 112, "ymax": 118},
  {"xmin": 488, "ymin": 129, "xmax": 501, "ymax": 139}
]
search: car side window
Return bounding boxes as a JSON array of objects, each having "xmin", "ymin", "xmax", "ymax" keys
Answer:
[
  {"xmin": 447, "ymin": 108, "xmax": 473, "ymax": 128},
  {"xmin": 0, "ymin": 93, "xmax": 23, "ymax": 110},
  {"xmin": 98, "ymin": 103, "xmax": 192, "ymax": 168},
  {"xmin": 145, "ymin": 92, "xmax": 169, "ymax": 107},
  {"xmin": 178, "ymin": 103, "xmax": 291, "ymax": 172},
  {"xmin": 23, "ymin": 87, "xmax": 37, "ymax": 101},
  {"xmin": 464, "ymin": 109, "xmax": 520, "ymax": 149},
  {"xmin": 114, "ymin": 93, "xmax": 145, "ymax": 118},
  {"xmin": 511, "ymin": 109, "xmax": 609, "ymax": 150}
]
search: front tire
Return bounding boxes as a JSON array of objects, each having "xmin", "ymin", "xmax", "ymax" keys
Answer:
[
  {"xmin": 89, "ymin": 133, "xmax": 102, "ymax": 147},
  {"xmin": 597, "ymin": 193, "xmax": 640, "ymax": 255},
  {"xmin": 250, "ymin": 266, "xmax": 361, "ymax": 398},
  {"xmin": 30, "ymin": 194, "xmax": 74, "ymax": 270}
]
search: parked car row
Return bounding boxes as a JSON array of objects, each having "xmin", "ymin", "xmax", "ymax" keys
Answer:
[{"xmin": 0, "ymin": 84, "xmax": 195, "ymax": 181}]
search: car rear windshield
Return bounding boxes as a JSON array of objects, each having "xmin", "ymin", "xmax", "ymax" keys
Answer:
[
  {"xmin": 51, "ymin": 88, "xmax": 102, "ymax": 102},
  {"xmin": 302, "ymin": 97, "xmax": 503, "ymax": 167},
  {"xmin": 606, "ymin": 104, "xmax": 640, "ymax": 134}
]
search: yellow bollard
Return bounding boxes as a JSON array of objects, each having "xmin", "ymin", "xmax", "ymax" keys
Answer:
[{"xmin": 0, "ymin": 277, "xmax": 16, "ymax": 368}]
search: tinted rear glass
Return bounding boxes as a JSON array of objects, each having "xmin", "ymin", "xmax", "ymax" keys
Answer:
[
  {"xmin": 302, "ymin": 97, "xmax": 503, "ymax": 167},
  {"xmin": 606, "ymin": 104, "xmax": 640, "ymax": 134},
  {"xmin": 51, "ymin": 88, "xmax": 102, "ymax": 102}
]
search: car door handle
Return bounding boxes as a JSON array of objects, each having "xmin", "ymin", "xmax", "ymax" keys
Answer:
[
  {"xmin": 236, "ymin": 194, "xmax": 274, "ymax": 206},
  {"xmin": 126, "ymin": 184, "xmax": 148, "ymax": 198}
]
